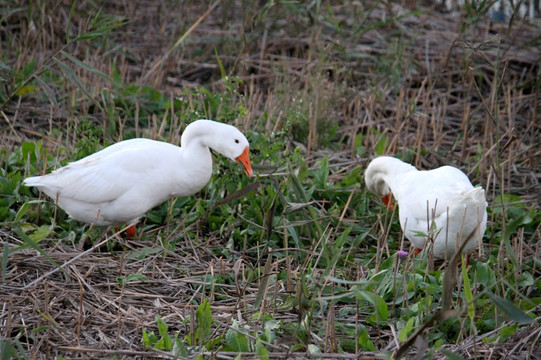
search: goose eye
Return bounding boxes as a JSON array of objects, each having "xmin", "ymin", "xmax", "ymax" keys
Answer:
[{"xmin": 234, "ymin": 139, "xmax": 240, "ymax": 144}]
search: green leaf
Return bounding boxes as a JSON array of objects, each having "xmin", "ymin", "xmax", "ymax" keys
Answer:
[
  {"xmin": 14, "ymin": 228, "xmax": 62, "ymax": 271},
  {"xmin": 375, "ymin": 135, "xmax": 388, "ymax": 155},
  {"xmin": 66, "ymin": 0, "xmax": 78, "ymax": 43},
  {"xmin": 52, "ymin": 57, "xmax": 103, "ymax": 111},
  {"xmin": 263, "ymin": 320, "xmax": 280, "ymax": 343},
  {"xmin": 440, "ymin": 348, "xmax": 467, "ymax": 360},
  {"xmin": 14, "ymin": 201, "xmax": 37, "ymax": 222},
  {"xmin": 354, "ymin": 132, "xmax": 363, "ymax": 148},
  {"xmin": 475, "ymin": 262, "xmax": 496, "ymax": 286},
  {"xmin": 155, "ymin": 316, "xmax": 172, "ymax": 350},
  {"xmin": 142, "ymin": 328, "xmax": 157, "ymax": 348},
  {"xmin": 498, "ymin": 324, "xmax": 517, "ymax": 342},
  {"xmin": 172, "ymin": 337, "xmax": 188, "ymax": 357},
  {"xmin": 398, "ymin": 318, "xmax": 415, "ymax": 342},
  {"xmin": 461, "ymin": 255, "xmax": 475, "ymax": 320},
  {"xmin": 61, "ymin": 50, "xmax": 113, "ymax": 82},
  {"xmin": 519, "ymin": 272, "xmax": 534, "ymax": 287},
  {"xmin": 1, "ymin": 242, "xmax": 8, "ymax": 284},
  {"xmin": 313, "ymin": 155, "xmax": 329, "ymax": 189},
  {"xmin": 255, "ymin": 338, "xmax": 269, "ymax": 360},
  {"xmin": 357, "ymin": 325, "xmax": 376, "ymax": 351},
  {"xmin": 487, "ymin": 292, "xmax": 535, "ymax": 324},
  {"xmin": 215, "ymin": 49, "xmax": 226, "ymax": 79},
  {"xmin": 225, "ymin": 320, "xmax": 250, "ymax": 352},
  {"xmin": 196, "ymin": 298, "xmax": 212, "ymax": 344},
  {"xmin": 125, "ymin": 246, "xmax": 163, "ymax": 260},
  {"xmin": 116, "ymin": 273, "xmax": 149, "ymax": 285},
  {"xmin": 355, "ymin": 290, "xmax": 388, "ymax": 322},
  {"xmin": 21, "ymin": 141, "xmax": 37, "ymax": 163},
  {"xmin": 29, "ymin": 225, "xmax": 53, "ymax": 242},
  {"xmin": 34, "ymin": 75, "xmax": 60, "ymax": 114}
]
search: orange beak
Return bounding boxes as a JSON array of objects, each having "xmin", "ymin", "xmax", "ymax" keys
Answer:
[
  {"xmin": 235, "ymin": 146, "xmax": 253, "ymax": 177},
  {"xmin": 381, "ymin": 193, "xmax": 395, "ymax": 211}
]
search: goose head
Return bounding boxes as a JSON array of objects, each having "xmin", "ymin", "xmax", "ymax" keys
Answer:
[
  {"xmin": 182, "ymin": 120, "xmax": 254, "ymax": 177},
  {"xmin": 364, "ymin": 156, "xmax": 416, "ymax": 210}
]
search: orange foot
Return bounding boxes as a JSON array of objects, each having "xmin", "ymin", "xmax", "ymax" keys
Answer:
[
  {"xmin": 126, "ymin": 225, "xmax": 136, "ymax": 238},
  {"xmin": 414, "ymin": 248, "xmax": 422, "ymax": 255},
  {"xmin": 115, "ymin": 225, "xmax": 136, "ymax": 238}
]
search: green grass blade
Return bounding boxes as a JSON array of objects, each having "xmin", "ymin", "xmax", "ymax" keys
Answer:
[
  {"xmin": 486, "ymin": 292, "xmax": 535, "ymax": 324},
  {"xmin": 13, "ymin": 229, "xmax": 63, "ymax": 272},
  {"xmin": 66, "ymin": 0, "xmax": 77, "ymax": 43},
  {"xmin": 461, "ymin": 255, "xmax": 475, "ymax": 321},
  {"xmin": 60, "ymin": 50, "xmax": 113, "ymax": 82},
  {"xmin": 33, "ymin": 74, "xmax": 60, "ymax": 113},
  {"xmin": 1, "ymin": 242, "xmax": 8, "ymax": 284},
  {"xmin": 52, "ymin": 57, "xmax": 103, "ymax": 111}
]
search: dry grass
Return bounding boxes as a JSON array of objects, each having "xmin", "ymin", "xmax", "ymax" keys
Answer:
[{"xmin": 1, "ymin": 0, "xmax": 540, "ymax": 359}]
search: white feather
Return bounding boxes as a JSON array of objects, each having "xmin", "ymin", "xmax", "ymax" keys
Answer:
[
  {"xmin": 24, "ymin": 120, "xmax": 253, "ymax": 226},
  {"xmin": 365, "ymin": 156, "xmax": 487, "ymax": 259}
]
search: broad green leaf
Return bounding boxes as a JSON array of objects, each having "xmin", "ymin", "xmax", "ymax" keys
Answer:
[
  {"xmin": 357, "ymin": 325, "xmax": 376, "ymax": 351},
  {"xmin": 21, "ymin": 141, "xmax": 37, "ymax": 163},
  {"xmin": 354, "ymin": 132, "xmax": 363, "ymax": 148},
  {"xmin": 255, "ymin": 339, "xmax": 269, "ymax": 360},
  {"xmin": 155, "ymin": 317, "xmax": 172, "ymax": 350},
  {"xmin": 307, "ymin": 344, "xmax": 321, "ymax": 353},
  {"xmin": 225, "ymin": 320, "xmax": 250, "ymax": 352},
  {"xmin": 14, "ymin": 85, "xmax": 35, "ymax": 96},
  {"xmin": 313, "ymin": 155, "xmax": 329, "ymax": 189},
  {"xmin": 498, "ymin": 324, "xmax": 517, "ymax": 342},
  {"xmin": 375, "ymin": 135, "xmax": 388, "ymax": 155},
  {"xmin": 29, "ymin": 225, "xmax": 53, "ymax": 242},
  {"xmin": 355, "ymin": 290, "xmax": 388, "ymax": 322},
  {"xmin": 196, "ymin": 298, "xmax": 212, "ymax": 344},
  {"xmin": 487, "ymin": 292, "xmax": 535, "ymax": 324},
  {"xmin": 142, "ymin": 328, "xmax": 157, "ymax": 348},
  {"xmin": 398, "ymin": 318, "xmax": 415, "ymax": 342},
  {"xmin": 519, "ymin": 272, "xmax": 534, "ymax": 287},
  {"xmin": 263, "ymin": 320, "xmax": 280, "ymax": 343},
  {"xmin": 172, "ymin": 338, "xmax": 188, "ymax": 357},
  {"xmin": 475, "ymin": 262, "xmax": 496, "ymax": 286}
]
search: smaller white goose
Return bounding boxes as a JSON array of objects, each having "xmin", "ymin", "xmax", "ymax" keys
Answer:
[
  {"xmin": 24, "ymin": 119, "xmax": 253, "ymax": 235},
  {"xmin": 364, "ymin": 156, "xmax": 487, "ymax": 260}
]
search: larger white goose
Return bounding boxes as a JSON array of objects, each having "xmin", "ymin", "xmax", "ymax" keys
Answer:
[
  {"xmin": 24, "ymin": 119, "xmax": 253, "ymax": 235},
  {"xmin": 364, "ymin": 156, "xmax": 487, "ymax": 260}
]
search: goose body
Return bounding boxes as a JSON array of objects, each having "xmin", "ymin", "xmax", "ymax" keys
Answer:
[
  {"xmin": 365, "ymin": 156, "xmax": 487, "ymax": 259},
  {"xmin": 24, "ymin": 119, "xmax": 253, "ymax": 227}
]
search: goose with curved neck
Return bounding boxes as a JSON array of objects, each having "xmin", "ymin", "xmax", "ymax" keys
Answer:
[
  {"xmin": 23, "ymin": 119, "xmax": 253, "ymax": 233},
  {"xmin": 365, "ymin": 156, "xmax": 487, "ymax": 259}
]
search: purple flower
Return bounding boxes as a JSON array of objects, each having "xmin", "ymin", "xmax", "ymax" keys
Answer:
[{"xmin": 397, "ymin": 250, "xmax": 409, "ymax": 259}]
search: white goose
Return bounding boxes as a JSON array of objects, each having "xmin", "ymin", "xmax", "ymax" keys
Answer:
[
  {"xmin": 364, "ymin": 156, "xmax": 487, "ymax": 260},
  {"xmin": 24, "ymin": 119, "xmax": 253, "ymax": 236}
]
